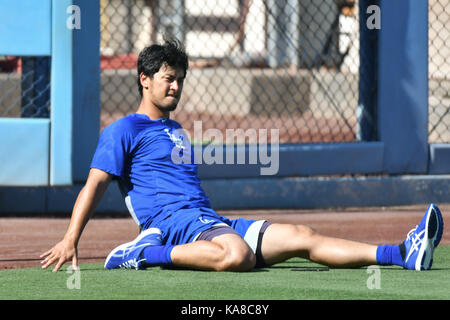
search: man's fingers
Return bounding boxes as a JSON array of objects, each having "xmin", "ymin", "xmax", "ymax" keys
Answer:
[
  {"xmin": 40, "ymin": 241, "xmax": 76, "ymax": 272},
  {"xmin": 39, "ymin": 249, "xmax": 53, "ymax": 258},
  {"xmin": 40, "ymin": 247, "xmax": 58, "ymax": 266},
  {"xmin": 40, "ymin": 252, "xmax": 54, "ymax": 264},
  {"xmin": 41, "ymin": 254, "xmax": 58, "ymax": 269},
  {"xmin": 52, "ymin": 258, "xmax": 66, "ymax": 272},
  {"xmin": 72, "ymin": 255, "xmax": 79, "ymax": 271}
]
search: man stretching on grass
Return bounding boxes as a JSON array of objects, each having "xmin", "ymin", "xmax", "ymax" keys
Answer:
[{"xmin": 41, "ymin": 40, "xmax": 444, "ymax": 273}]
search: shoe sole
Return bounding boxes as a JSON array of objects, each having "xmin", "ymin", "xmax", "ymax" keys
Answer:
[
  {"xmin": 104, "ymin": 228, "xmax": 162, "ymax": 269},
  {"xmin": 416, "ymin": 204, "xmax": 443, "ymax": 270}
]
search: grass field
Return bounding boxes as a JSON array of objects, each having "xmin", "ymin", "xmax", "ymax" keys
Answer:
[{"xmin": 1, "ymin": 245, "xmax": 449, "ymax": 301}]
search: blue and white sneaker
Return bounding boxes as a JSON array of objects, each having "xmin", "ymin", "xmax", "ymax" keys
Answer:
[
  {"xmin": 402, "ymin": 203, "xmax": 444, "ymax": 271},
  {"xmin": 104, "ymin": 228, "xmax": 163, "ymax": 270}
]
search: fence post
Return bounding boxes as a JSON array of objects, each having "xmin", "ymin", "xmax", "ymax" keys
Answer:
[
  {"xmin": 72, "ymin": 0, "xmax": 100, "ymax": 183},
  {"xmin": 50, "ymin": 0, "xmax": 73, "ymax": 186},
  {"xmin": 357, "ymin": 0, "xmax": 379, "ymax": 141},
  {"xmin": 377, "ymin": 0, "xmax": 428, "ymax": 174}
]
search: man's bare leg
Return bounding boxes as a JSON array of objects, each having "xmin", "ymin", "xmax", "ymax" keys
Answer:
[
  {"xmin": 261, "ymin": 224, "xmax": 378, "ymax": 268},
  {"xmin": 170, "ymin": 233, "xmax": 256, "ymax": 271}
]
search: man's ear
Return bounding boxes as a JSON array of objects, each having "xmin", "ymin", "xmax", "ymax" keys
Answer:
[{"xmin": 140, "ymin": 72, "xmax": 150, "ymax": 90}]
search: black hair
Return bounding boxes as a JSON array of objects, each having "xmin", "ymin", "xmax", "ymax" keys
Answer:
[{"xmin": 137, "ymin": 39, "xmax": 189, "ymax": 96}]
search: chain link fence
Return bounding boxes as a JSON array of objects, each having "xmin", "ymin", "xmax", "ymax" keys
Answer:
[
  {"xmin": 0, "ymin": 56, "xmax": 50, "ymax": 118},
  {"xmin": 1, "ymin": 2, "xmax": 448, "ymax": 145},
  {"xmin": 429, "ymin": 0, "xmax": 450, "ymax": 143},
  {"xmin": 100, "ymin": 0, "xmax": 362, "ymax": 144}
]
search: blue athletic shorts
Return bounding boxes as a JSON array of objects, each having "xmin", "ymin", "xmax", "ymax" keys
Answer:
[{"xmin": 142, "ymin": 207, "xmax": 271, "ymax": 260}]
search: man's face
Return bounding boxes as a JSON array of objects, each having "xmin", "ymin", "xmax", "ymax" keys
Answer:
[{"xmin": 143, "ymin": 63, "xmax": 185, "ymax": 112}]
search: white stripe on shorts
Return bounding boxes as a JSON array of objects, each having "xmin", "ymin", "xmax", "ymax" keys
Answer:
[
  {"xmin": 244, "ymin": 220, "xmax": 266, "ymax": 254},
  {"xmin": 124, "ymin": 195, "xmax": 141, "ymax": 226}
]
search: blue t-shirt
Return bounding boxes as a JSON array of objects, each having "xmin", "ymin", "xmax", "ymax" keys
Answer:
[{"xmin": 90, "ymin": 113, "xmax": 211, "ymax": 227}]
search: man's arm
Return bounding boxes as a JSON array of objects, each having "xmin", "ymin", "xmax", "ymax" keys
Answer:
[{"xmin": 40, "ymin": 168, "xmax": 113, "ymax": 272}]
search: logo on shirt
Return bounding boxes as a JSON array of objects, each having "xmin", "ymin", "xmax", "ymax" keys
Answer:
[
  {"xmin": 164, "ymin": 128, "xmax": 186, "ymax": 149},
  {"xmin": 199, "ymin": 217, "xmax": 215, "ymax": 224}
]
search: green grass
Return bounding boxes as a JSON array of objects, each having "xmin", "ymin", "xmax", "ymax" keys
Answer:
[{"xmin": 1, "ymin": 246, "xmax": 450, "ymax": 300}]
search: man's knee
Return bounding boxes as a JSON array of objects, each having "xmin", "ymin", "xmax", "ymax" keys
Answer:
[
  {"xmin": 213, "ymin": 235, "xmax": 256, "ymax": 272},
  {"xmin": 218, "ymin": 247, "xmax": 256, "ymax": 272}
]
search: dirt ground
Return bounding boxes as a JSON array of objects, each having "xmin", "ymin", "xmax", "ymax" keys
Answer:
[{"xmin": 1, "ymin": 205, "xmax": 449, "ymax": 270}]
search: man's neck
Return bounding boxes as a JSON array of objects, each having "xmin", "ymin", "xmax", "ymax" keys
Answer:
[{"xmin": 136, "ymin": 100, "xmax": 169, "ymax": 120}]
